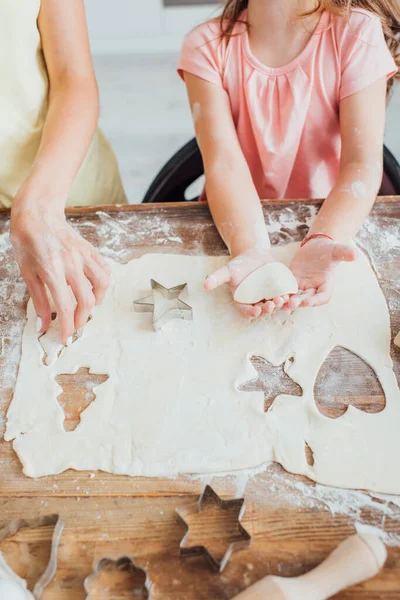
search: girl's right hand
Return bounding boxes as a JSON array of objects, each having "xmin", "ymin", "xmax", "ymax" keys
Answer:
[
  {"xmin": 10, "ymin": 202, "xmax": 112, "ymax": 344},
  {"xmin": 204, "ymin": 248, "xmax": 290, "ymax": 318}
]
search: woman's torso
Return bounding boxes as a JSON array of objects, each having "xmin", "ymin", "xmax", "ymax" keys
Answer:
[{"xmin": 0, "ymin": 0, "xmax": 126, "ymax": 208}]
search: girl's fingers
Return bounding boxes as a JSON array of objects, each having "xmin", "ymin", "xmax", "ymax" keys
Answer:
[
  {"xmin": 288, "ymin": 288, "xmax": 315, "ymax": 310},
  {"xmin": 303, "ymin": 280, "xmax": 333, "ymax": 307},
  {"xmin": 84, "ymin": 259, "xmax": 111, "ymax": 305},
  {"xmin": 331, "ymin": 243, "xmax": 358, "ymax": 263},
  {"xmin": 24, "ymin": 275, "xmax": 52, "ymax": 333},
  {"xmin": 273, "ymin": 296, "xmax": 285, "ymax": 310},
  {"xmin": 68, "ymin": 272, "xmax": 96, "ymax": 330},
  {"xmin": 261, "ymin": 300, "xmax": 275, "ymax": 315},
  {"xmin": 204, "ymin": 266, "xmax": 232, "ymax": 291},
  {"xmin": 237, "ymin": 302, "xmax": 262, "ymax": 319}
]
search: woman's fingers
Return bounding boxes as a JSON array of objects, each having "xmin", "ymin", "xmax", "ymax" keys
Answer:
[
  {"xmin": 84, "ymin": 259, "xmax": 111, "ymax": 305},
  {"xmin": 204, "ymin": 265, "xmax": 232, "ymax": 291},
  {"xmin": 24, "ymin": 275, "xmax": 52, "ymax": 333},
  {"xmin": 68, "ymin": 271, "xmax": 96, "ymax": 330},
  {"xmin": 45, "ymin": 275, "xmax": 76, "ymax": 344}
]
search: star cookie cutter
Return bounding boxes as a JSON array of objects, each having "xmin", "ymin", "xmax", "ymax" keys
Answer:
[
  {"xmin": 176, "ymin": 485, "xmax": 251, "ymax": 572},
  {"xmin": 84, "ymin": 556, "xmax": 153, "ymax": 599},
  {"xmin": 134, "ymin": 279, "xmax": 193, "ymax": 331},
  {"xmin": 0, "ymin": 514, "xmax": 64, "ymax": 599}
]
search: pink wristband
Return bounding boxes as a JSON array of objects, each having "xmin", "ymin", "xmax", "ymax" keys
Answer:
[{"xmin": 301, "ymin": 233, "xmax": 334, "ymax": 248}]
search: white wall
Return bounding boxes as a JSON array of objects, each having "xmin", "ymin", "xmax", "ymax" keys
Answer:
[{"xmin": 84, "ymin": 0, "xmax": 219, "ymax": 54}]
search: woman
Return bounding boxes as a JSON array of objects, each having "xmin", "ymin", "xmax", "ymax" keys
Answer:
[{"xmin": 5, "ymin": 0, "xmax": 126, "ymax": 343}]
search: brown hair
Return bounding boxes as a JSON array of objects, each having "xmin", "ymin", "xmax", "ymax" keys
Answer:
[{"xmin": 220, "ymin": 0, "xmax": 400, "ymax": 90}]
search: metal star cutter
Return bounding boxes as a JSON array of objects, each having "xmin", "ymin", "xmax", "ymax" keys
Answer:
[{"xmin": 134, "ymin": 279, "xmax": 193, "ymax": 331}]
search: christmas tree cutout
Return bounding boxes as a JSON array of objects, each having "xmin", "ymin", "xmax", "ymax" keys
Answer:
[{"xmin": 56, "ymin": 368, "xmax": 108, "ymax": 432}]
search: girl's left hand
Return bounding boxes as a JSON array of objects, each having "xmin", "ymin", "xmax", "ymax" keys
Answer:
[{"xmin": 288, "ymin": 237, "xmax": 357, "ymax": 309}]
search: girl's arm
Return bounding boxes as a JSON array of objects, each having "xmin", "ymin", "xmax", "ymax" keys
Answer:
[
  {"xmin": 184, "ymin": 73, "xmax": 289, "ymax": 317},
  {"xmin": 289, "ymin": 77, "xmax": 387, "ymax": 309},
  {"xmin": 10, "ymin": 0, "xmax": 111, "ymax": 343}
]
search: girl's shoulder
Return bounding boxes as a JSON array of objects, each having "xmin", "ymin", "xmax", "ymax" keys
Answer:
[
  {"xmin": 329, "ymin": 7, "xmax": 384, "ymax": 42},
  {"xmin": 182, "ymin": 13, "xmax": 247, "ymax": 48}
]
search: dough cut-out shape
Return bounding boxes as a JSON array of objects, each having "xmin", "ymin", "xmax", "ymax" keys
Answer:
[
  {"xmin": 84, "ymin": 556, "xmax": 152, "ymax": 600},
  {"xmin": 234, "ymin": 262, "xmax": 298, "ymax": 304},
  {"xmin": 395, "ymin": 331, "xmax": 400, "ymax": 348},
  {"xmin": 55, "ymin": 368, "xmax": 109, "ymax": 432},
  {"xmin": 314, "ymin": 346, "xmax": 386, "ymax": 418},
  {"xmin": 38, "ymin": 314, "xmax": 92, "ymax": 367},
  {"xmin": 176, "ymin": 485, "xmax": 251, "ymax": 572},
  {"xmin": 239, "ymin": 355, "xmax": 302, "ymax": 412}
]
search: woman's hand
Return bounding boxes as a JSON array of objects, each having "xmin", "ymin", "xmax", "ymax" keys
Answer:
[
  {"xmin": 10, "ymin": 200, "xmax": 111, "ymax": 344},
  {"xmin": 288, "ymin": 237, "xmax": 357, "ymax": 309},
  {"xmin": 204, "ymin": 248, "xmax": 290, "ymax": 318}
]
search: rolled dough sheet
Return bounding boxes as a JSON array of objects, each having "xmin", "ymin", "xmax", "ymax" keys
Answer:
[{"xmin": 5, "ymin": 244, "xmax": 400, "ymax": 493}]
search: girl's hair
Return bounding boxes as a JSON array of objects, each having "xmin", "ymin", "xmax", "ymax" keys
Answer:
[{"xmin": 220, "ymin": 0, "xmax": 400, "ymax": 90}]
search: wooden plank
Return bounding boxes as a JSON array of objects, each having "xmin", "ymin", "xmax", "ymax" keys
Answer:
[{"xmin": 0, "ymin": 200, "xmax": 399, "ymax": 598}]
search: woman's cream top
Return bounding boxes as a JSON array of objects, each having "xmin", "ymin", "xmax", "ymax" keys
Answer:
[{"xmin": 0, "ymin": 0, "xmax": 126, "ymax": 208}]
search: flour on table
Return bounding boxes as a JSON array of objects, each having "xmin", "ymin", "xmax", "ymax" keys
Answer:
[{"xmin": 5, "ymin": 244, "xmax": 400, "ymax": 493}]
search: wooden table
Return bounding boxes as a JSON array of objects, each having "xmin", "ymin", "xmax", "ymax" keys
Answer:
[{"xmin": 0, "ymin": 200, "xmax": 399, "ymax": 599}]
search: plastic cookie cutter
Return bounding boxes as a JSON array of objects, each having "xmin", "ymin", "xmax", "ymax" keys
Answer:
[
  {"xmin": 176, "ymin": 485, "xmax": 252, "ymax": 573},
  {"xmin": 0, "ymin": 514, "xmax": 64, "ymax": 599},
  {"xmin": 134, "ymin": 279, "xmax": 193, "ymax": 331},
  {"xmin": 84, "ymin": 556, "xmax": 153, "ymax": 599}
]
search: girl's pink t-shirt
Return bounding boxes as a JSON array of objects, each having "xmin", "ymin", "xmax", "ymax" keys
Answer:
[{"xmin": 178, "ymin": 9, "xmax": 397, "ymax": 200}]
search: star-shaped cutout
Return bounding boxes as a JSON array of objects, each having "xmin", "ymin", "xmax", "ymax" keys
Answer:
[
  {"xmin": 176, "ymin": 485, "xmax": 251, "ymax": 572},
  {"xmin": 134, "ymin": 280, "xmax": 193, "ymax": 331},
  {"xmin": 239, "ymin": 355, "xmax": 303, "ymax": 412}
]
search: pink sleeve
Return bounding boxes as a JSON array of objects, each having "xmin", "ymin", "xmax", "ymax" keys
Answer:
[
  {"xmin": 340, "ymin": 12, "xmax": 397, "ymax": 100},
  {"xmin": 178, "ymin": 22, "xmax": 224, "ymax": 88}
]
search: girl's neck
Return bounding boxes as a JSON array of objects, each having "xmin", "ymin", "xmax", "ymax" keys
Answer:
[
  {"xmin": 246, "ymin": 0, "xmax": 322, "ymax": 69},
  {"xmin": 248, "ymin": 0, "xmax": 319, "ymax": 35}
]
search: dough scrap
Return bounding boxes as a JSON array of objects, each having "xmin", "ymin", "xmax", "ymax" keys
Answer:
[
  {"xmin": 5, "ymin": 245, "xmax": 400, "ymax": 493},
  {"xmin": 234, "ymin": 262, "xmax": 298, "ymax": 304}
]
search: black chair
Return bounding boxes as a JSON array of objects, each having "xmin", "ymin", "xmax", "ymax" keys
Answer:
[{"xmin": 142, "ymin": 138, "xmax": 400, "ymax": 203}]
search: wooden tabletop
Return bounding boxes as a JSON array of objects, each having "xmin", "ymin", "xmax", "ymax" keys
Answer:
[{"xmin": 0, "ymin": 200, "xmax": 399, "ymax": 599}]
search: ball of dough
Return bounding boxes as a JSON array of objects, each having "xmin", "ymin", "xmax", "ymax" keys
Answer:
[
  {"xmin": 233, "ymin": 262, "xmax": 298, "ymax": 304},
  {"xmin": 0, "ymin": 579, "xmax": 33, "ymax": 599}
]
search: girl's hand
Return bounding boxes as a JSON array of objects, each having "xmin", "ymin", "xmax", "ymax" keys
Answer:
[
  {"xmin": 10, "ymin": 202, "xmax": 111, "ymax": 344},
  {"xmin": 204, "ymin": 248, "xmax": 290, "ymax": 319},
  {"xmin": 288, "ymin": 237, "xmax": 357, "ymax": 309}
]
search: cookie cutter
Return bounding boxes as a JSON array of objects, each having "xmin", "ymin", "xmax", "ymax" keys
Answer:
[
  {"xmin": 0, "ymin": 514, "xmax": 64, "ymax": 599},
  {"xmin": 134, "ymin": 279, "xmax": 193, "ymax": 331},
  {"xmin": 84, "ymin": 556, "xmax": 153, "ymax": 599},
  {"xmin": 176, "ymin": 485, "xmax": 251, "ymax": 572}
]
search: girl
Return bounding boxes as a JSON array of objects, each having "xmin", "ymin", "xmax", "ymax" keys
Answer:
[
  {"xmin": 178, "ymin": 0, "xmax": 399, "ymax": 317},
  {"xmin": 5, "ymin": 0, "xmax": 126, "ymax": 343}
]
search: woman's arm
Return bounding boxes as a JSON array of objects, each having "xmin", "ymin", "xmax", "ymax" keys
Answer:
[
  {"xmin": 10, "ymin": 0, "xmax": 111, "ymax": 343},
  {"xmin": 289, "ymin": 77, "xmax": 387, "ymax": 309},
  {"xmin": 184, "ymin": 73, "xmax": 289, "ymax": 317}
]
